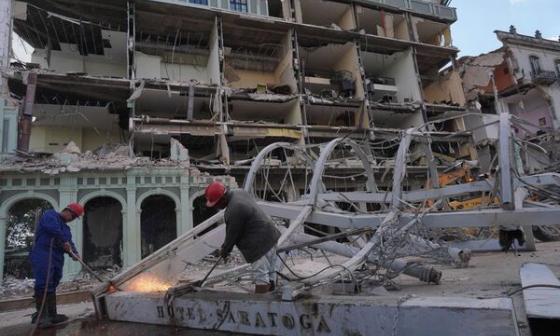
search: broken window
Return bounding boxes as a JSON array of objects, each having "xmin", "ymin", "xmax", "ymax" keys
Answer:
[
  {"xmin": 83, "ymin": 197, "xmax": 123, "ymax": 269},
  {"xmin": 267, "ymin": 0, "xmax": 284, "ymax": 18},
  {"xmin": 529, "ymin": 55, "xmax": 541, "ymax": 75},
  {"xmin": 4, "ymin": 199, "xmax": 53, "ymax": 280},
  {"xmin": 140, "ymin": 195, "xmax": 177, "ymax": 259}
]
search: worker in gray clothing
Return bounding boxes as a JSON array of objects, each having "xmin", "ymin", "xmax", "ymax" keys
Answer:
[{"xmin": 205, "ymin": 181, "xmax": 281, "ymax": 293}]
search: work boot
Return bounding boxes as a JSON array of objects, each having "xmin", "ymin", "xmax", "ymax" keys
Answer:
[
  {"xmin": 31, "ymin": 295, "xmax": 52, "ymax": 328},
  {"xmin": 255, "ymin": 284, "xmax": 271, "ymax": 294},
  {"xmin": 46, "ymin": 293, "xmax": 69, "ymax": 324}
]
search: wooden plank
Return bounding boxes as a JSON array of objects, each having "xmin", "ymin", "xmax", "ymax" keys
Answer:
[{"xmin": 520, "ymin": 263, "xmax": 560, "ymax": 319}]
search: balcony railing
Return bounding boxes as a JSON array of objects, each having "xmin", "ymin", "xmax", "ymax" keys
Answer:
[
  {"xmin": 531, "ymin": 70, "xmax": 559, "ymax": 86},
  {"xmin": 365, "ymin": 0, "xmax": 457, "ymax": 22}
]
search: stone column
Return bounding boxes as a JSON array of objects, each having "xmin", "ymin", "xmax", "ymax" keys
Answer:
[
  {"xmin": 60, "ymin": 175, "xmax": 80, "ymax": 280},
  {"xmin": 120, "ymin": 207, "xmax": 128, "ymax": 267},
  {"xmin": 0, "ymin": 0, "xmax": 13, "ymax": 97},
  {"xmin": 0, "ymin": 211, "xmax": 7, "ymax": 282},
  {"xmin": 125, "ymin": 173, "xmax": 140, "ymax": 266},
  {"xmin": 179, "ymin": 175, "xmax": 192, "ymax": 234}
]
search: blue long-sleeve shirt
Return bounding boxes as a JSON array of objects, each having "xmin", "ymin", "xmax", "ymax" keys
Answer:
[{"xmin": 31, "ymin": 210, "xmax": 77, "ymax": 261}]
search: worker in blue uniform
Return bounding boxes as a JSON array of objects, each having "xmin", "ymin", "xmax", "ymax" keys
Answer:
[{"xmin": 29, "ymin": 203, "xmax": 84, "ymax": 328}]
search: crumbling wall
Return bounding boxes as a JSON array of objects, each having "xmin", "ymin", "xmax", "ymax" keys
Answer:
[
  {"xmin": 30, "ymin": 31, "xmax": 127, "ymax": 77},
  {"xmin": 82, "ymin": 128, "xmax": 122, "ymax": 151},
  {"xmin": 423, "ymin": 70, "xmax": 466, "ymax": 106},
  {"xmin": 30, "ymin": 124, "xmax": 120, "ymax": 154},
  {"xmin": 29, "ymin": 126, "xmax": 82, "ymax": 153},
  {"xmin": 460, "ymin": 51, "xmax": 505, "ymax": 102}
]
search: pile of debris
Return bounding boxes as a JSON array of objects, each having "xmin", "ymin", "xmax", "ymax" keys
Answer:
[
  {"xmin": 0, "ymin": 139, "xmax": 192, "ymax": 175},
  {"xmin": 0, "ymin": 266, "xmax": 120, "ymax": 299}
]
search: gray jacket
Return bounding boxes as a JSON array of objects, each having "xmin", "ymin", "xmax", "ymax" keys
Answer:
[{"xmin": 222, "ymin": 189, "xmax": 281, "ymax": 263}]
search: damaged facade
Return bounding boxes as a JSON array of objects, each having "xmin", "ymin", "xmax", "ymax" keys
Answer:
[
  {"xmin": 0, "ymin": 0, "xmax": 470, "ymax": 282},
  {"xmin": 460, "ymin": 27, "xmax": 560, "ymax": 173}
]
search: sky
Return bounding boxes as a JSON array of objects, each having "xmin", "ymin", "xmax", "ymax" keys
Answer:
[
  {"xmin": 452, "ymin": 0, "xmax": 560, "ymax": 56},
  {"xmin": 11, "ymin": 0, "xmax": 560, "ymax": 61}
]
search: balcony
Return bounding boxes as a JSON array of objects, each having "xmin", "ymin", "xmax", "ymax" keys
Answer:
[
  {"xmin": 364, "ymin": 0, "xmax": 457, "ymax": 22},
  {"xmin": 531, "ymin": 70, "xmax": 558, "ymax": 86}
]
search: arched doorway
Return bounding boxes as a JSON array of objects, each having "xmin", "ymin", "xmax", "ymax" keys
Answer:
[
  {"xmin": 192, "ymin": 194, "xmax": 217, "ymax": 227},
  {"xmin": 83, "ymin": 197, "xmax": 123, "ymax": 269},
  {"xmin": 140, "ymin": 195, "xmax": 177, "ymax": 258},
  {"xmin": 4, "ymin": 199, "xmax": 53, "ymax": 280}
]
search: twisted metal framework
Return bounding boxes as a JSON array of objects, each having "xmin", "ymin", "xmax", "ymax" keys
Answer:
[{"xmin": 100, "ymin": 113, "xmax": 560, "ymax": 300}]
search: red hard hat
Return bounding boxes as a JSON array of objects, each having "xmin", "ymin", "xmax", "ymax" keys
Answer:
[
  {"xmin": 205, "ymin": 181, "xmax": 226, "ymax": 207},
  {"xmin": 65, "ymin": 203, "xmax": 84, "ymax": 217}
]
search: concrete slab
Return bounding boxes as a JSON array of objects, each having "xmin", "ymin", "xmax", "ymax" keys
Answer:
[
  {"xmin": 520, "ymin": 263, "xmax": 560, "ymax": 319},
  {"xmin": 104, "ymin": 291, "xmax": 519, "ymax": 336}
]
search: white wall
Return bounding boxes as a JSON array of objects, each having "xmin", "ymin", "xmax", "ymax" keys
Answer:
[
  {"xmin": 507, "ymin": 44, "xmax": 560, "ymax": 123},
  {"xmin": 160, "ymin": 62, "xmax": 209, "ymax": 83},
  {"xmin": 207, "ymin": 18, "xmax": 221, "ymax": 85},
  {"xmin": 384, "ymin": 49, "xmax": 423, "ymax": 103},
  {"xmin": 135, "ymin": 52, "xmax": 211, "ymax": 83},
  {"xmin": 135, "ymin": 52, "xmax": 161, "ymax": 79},
  {"xmin": 31, "ymin": 31, "xmax": 127, "ymax": 77},
  {"xmin": 508, "ymin": 44, "xmax": 560, "ymax": 80}
]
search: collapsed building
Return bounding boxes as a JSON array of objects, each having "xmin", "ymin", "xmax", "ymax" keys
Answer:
[
  {"xmin": 0, "ymin": 0, "xmax": 469, "ymax": 282},
  {"xmin": 1, "ymin": 1, "xmax": 560, "ymax": 335},
  {"xmin": 459, "ymin": 26, "xmax": 560, "ymax": 175}
]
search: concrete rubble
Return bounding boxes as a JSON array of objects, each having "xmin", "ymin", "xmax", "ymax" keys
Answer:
[
  {"xmin": 0, "ymin": 141, "xmax": 192, "ymax": 175},
  {"xmin": 1, "ymin": 1, "xmax": 560, "ymax": 336}
]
